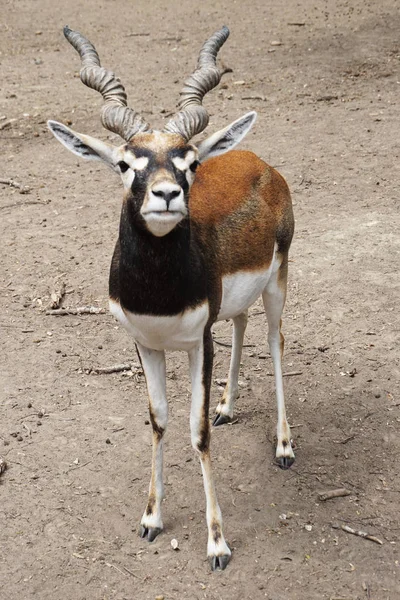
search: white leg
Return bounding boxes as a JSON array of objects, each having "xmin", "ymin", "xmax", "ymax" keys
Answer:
[
  {"xmin": 188, "ymin": 331, "xmax": 231, "ymax": 570},
  {"xmin": 214, "ymin": 311, "xmax": 248, "ymax": 425},
  {"xmin": 262, "ymin": 262, "xmax": 295, "ymax": 469},
  {"xmin": 136, "ymin": 342, "xmax": 168, "ymax": 541}
]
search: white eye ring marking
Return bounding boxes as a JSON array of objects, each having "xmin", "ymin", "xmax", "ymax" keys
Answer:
[
  {"xmin": 131, "ymin": 156, "xmax": 149, "ymax": 171},
  {"xmin": 118, "ymin": 156, "xmax": 149, "ymax": 189},
  {"xmin": 172, "ymin": 150, "xmax": 196, "ymax": 172}
]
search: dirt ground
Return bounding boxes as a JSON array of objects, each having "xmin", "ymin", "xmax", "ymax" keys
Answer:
[{"xmin": 1, "ymin": 0, "xmax": 399, "ymax": 598}]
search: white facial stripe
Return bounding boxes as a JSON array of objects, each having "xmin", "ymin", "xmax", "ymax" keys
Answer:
[
  {"xmin": 131, "ymin": 156, "xmax": 149, "ymax": 171},
  {"xmin": 172, "ymin": 150, "xmax": 196, "ymax": 171},
  {"xmin": 172, "ymin": 157, "xmax": 188, "ymax": 171},
  {"xmin": 121, "ymin": 169, "xmax": 135, "ymax": 189},
  {"xmin": 118, "ymin": 155, "xmax": 148, "ymax": 189}
]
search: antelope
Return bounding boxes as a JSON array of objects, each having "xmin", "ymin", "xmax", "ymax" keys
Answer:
[{"xmin": 48, "ymin": 25, "xmax": 295, "ymax": 570}]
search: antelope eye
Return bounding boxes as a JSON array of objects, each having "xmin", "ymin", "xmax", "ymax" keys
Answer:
[
  {"xmin": 118, "ymin": 161, "xmax": 129, "ymax": 173},
  {"xmin": 190, "ymin": 160, "xmax": 200, "ymax": 173}
]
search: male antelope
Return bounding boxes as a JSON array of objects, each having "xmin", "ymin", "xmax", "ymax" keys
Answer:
[{"xmin": 48, "ymin": 26, "xmax": 295, "ymax": 570}]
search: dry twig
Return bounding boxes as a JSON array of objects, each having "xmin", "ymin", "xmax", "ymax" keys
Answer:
[
  {"xmin": 334, "ymin": 523, "xmax": 383, "ymax": 545},
  {"xmin": 265, "ymin": 370, "xmax": 303, "ymax": 377},
  {"xmin": 213, "ymin": 338, "xmax": 255, "ymax": 348},
  {"xmin": 318, "ymin": 488, "xmax": 351, "ymax": 501},
  {"xmin": 123, "ymin": 565, "xmax": 139, "ymax": 578},
  {"xmin": 90, "ymin": 363, "xmax": 140, "ymax": 375},
  {"xmin": 0, "ymin": 177, "xmax": 31, "ymax": 194},
  {"xmin": 67, "ymin": 460, "xmax": 92, "ymax": 473},
  {"xmin": 46, "ymin": 306, "xmax": 105, "ymax": 316},
  {"xmin": 105, "ymin": 562, "xmax": 126, "ymax": 576}
]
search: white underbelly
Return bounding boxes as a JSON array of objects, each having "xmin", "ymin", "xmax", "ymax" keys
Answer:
[
  {"xmin": 109, "ymin": 299, "xmax": 209, "ymax": 351},
  {"xmin": 217, "ymin": 250, "xmax": 279, "ymax": 321}
]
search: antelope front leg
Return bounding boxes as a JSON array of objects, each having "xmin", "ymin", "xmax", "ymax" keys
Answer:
[
  {"xmin": 188, "ymin": 331, "xmax": 231, "ymax": 570},
  {"xmin": 136, "ymin": 342, "xmax": 167, "ymax": 542}
]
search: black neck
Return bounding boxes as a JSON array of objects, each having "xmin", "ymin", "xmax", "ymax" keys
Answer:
[{"xmin": 110, "ymin": 204, "xmax": 208, "ymax": 316}]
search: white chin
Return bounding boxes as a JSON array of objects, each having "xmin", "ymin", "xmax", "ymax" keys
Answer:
[{"xmin": 143, "ymin": 212, "xmax": 184, "ymax": 237}]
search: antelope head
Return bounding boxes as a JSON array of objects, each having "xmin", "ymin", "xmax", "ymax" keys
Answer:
[{"xmin": 48, "ymin": 26, "xmax": 256, "ymax": 237}]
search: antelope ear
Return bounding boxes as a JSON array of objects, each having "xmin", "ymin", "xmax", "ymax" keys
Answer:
[
  {"xmin": 197, "ymin": 111, "xmax": 257, "ymax": 162},
  {"xmin": 47, "ymin": 120, "xmax": 118, "ymax": 168}
]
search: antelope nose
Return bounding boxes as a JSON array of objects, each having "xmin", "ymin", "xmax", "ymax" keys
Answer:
[{"xmin": 151, "ymin": 187, "xmax": 182, "ymax": 208}]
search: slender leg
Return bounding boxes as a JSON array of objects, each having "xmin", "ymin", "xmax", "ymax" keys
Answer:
[
  {"xmin": 136, "ymin": 342, "xmax": 168, "ymax": 541},
  {"xmin": 213, "ymin": 311, "xmax": 248, "ymax": 426},
  {"xmin": 188, "ymin": 331, "xmax": 231, "ymax": 570},
  {"xmin": 262, "ymin": 259, "xmax": 295, "ymax": 469}
]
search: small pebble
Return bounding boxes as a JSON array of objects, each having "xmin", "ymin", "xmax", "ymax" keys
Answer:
[
  {"xmin": 37, "ymin": 421, "xmax": 42, "ymax": 426},
  {"xmin": 98, "ymin": 344, "xmax": 103, "ymax": 349},
  {"xmin": 144, "ymin": 419, "xmax": 150, "ymax": 425},
  {"xmin": 3, "ymin": 440, "xmax": 10, "ymax": 446},
  {"xmin": 155, "ymin": 596, "xmax": 165, "ymax": 600},
  {"xmin": 37, "ymin": 410, "xmax": 44, "ymax": 418},
  {"xmin": 105, "ymin": 438, "xmax": 111, "ymax": 444},
  {"xmin": 27, "ymin": 402, "xmax": 32, "ymax": 408},
  {"xmin": 17, "ymin": 435, "xmax": 23, "ymax": 442},
  {"xmin": 374, "ymin": 392, "xmax": 381, "ymax": 398}
]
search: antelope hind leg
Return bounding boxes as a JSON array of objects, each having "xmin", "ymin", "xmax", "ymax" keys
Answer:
[{"xmin": 213, "ymin": 311, "xmax": 248, "ymax": 426}]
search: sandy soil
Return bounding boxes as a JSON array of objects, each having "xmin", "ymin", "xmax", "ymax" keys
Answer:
[{"xmin": 1, "ymin": 1, "xmax": 399, "ymax": 599}]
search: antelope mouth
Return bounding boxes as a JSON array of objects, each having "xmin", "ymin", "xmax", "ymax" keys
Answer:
[
  {"xmin": 142, "ymin": 209, "xmax": 186, "ymax": 220},
  {"xmin": 142, "ymin": 210, "xmax": 186, "ymax": 237}
]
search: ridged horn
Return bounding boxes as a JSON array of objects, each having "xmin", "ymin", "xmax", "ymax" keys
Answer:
[
  {"xmin": 63, "ymin": 26, "xmax": 151, "ymax": 141},
  {"xmin": 164, "ymin": 26, "xmax": 231, "ymax": 141}
]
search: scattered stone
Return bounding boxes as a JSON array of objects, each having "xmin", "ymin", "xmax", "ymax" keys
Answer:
[{"xmin": 170, "ymin": 538, "xmax": 179, "ymax": 550}]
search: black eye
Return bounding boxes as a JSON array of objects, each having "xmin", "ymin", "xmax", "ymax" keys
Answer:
[
  {"xmin": 118, "ymin": 161, "xmax": 129, "ymax": 173},
  {"xmin": 190, "ymin": 160, "xmax": 200, "ymax": 173}
]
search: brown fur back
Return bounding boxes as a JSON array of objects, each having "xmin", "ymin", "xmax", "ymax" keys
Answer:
[{"xmin": 190, "ymin": 150, "xmax": 294, "ymax": 275}]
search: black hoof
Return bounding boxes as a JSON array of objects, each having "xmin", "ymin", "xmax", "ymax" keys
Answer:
[
  {"xmin": 139, "ymin": 525, "xmax": 162, "ymax": 542},
  {"xmin": 276, "ymin": 456, "xmax": 295, "ymax": 470},
  {"xmin": 212, "ymin": 414, "xmax": 232, "ymax": 427},
  {"xmin": 209, "ymin": 554, "xmax": 231, "ymax": 571}
]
